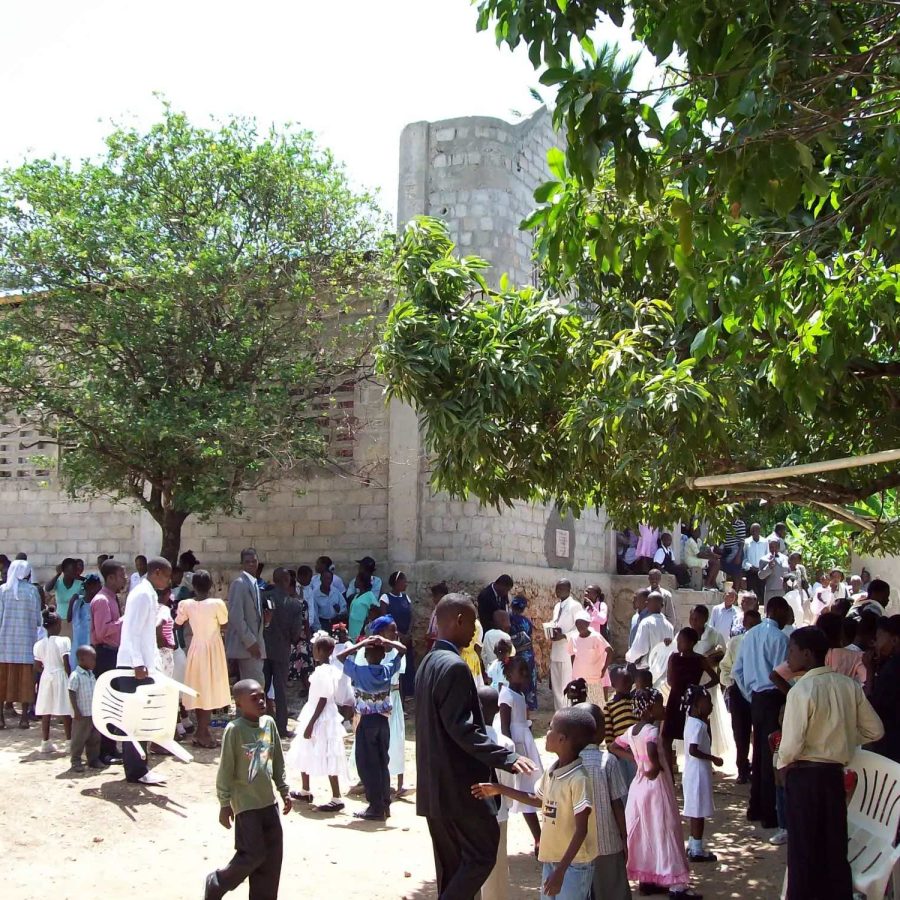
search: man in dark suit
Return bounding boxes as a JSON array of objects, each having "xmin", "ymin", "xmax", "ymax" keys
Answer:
[
  {"xmin": 262, "ymin": 567, "xmax": 305, "ymax": 739},
  {"xmin": 416, "ymin": 593, "xmax": 536, "ymax": 899},
  {"xmin": 476, "ymin": 575, "xmax": 513, "ymax": 631}
]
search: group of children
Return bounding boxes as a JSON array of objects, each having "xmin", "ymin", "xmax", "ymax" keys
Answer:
[{"xmin": 470, "ymin": 659, "xmax": 716, "ymax": 900}]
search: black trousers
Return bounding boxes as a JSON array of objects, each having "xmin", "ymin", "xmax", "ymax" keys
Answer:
[
  {"xmin": 206, "ymin": 805, "xmax": 283, "ymax": 900},
  {"xmin": 123, "ymin": 739, "xmax": 149, "ymax": 782},
  {"xmin": 263, "ymin": 657, "xmax": 290, "ymax": 736},
  {"xmin": 728, "ymin": 684, "xmax": 752, "ymax": 779},
  {"xmin": 93, "ymin": 644, "xmax": 120, "ymax": 758},
  {"xmin": 749, "ymin": 690, "xmax": 784, "ymax": 827},
  {"xmin": 746, "ymin": 570, "xmax": 765, "ymax": 603},
  {"xmin": 785, "ymin": 764, "xmax": 853, "ymax": 900},
  {"xmin": 356, "ymin": 714, "xmax": 390, "ymax": 815},
  {"xmin": 426, "ymin": 812, "xmax": 499, "ymax": 900}
]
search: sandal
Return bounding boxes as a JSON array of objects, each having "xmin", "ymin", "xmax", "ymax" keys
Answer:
[
  {"xmin": 191, "ymin": 738, "xmax": 219, "ymax": 749},
  {"xmin": 314, "ymin": 799, "xmax": 345, "ymax": 812},
  {"xmin": 290, "ymin": 789, "xmax": 314, "ymax": 802}
]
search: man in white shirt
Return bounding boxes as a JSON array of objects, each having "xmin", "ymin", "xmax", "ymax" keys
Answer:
[
  {"xmin": 128, "ymin": 554, "xmax": 148, "ymax": 592},
  {"xmin": 710, "ymin": 588, "xmax": 740, "ymax": 642},
  {"xmin": 625, "ymin": 592, "xmax": 675, "ymax": 667},
  {"xmin": 742, "ymin": 522, "xmax": 767, "ymax": 601},
  {"xmin": 652, "ymin": 531, "xmax": 690, "ymax": 588},
  {"xmin": 117, "ymin": 556, "xmax": 172, "ymax": 786},
  {"xmin": 767, "ymin": 522, "xmax": 788, "ymax": 554},
  {"xmin": 647, "ymin": 569, "xmax": 677, "ymax": 628},
  {"xmin": 758, "ymin": 539, "xmax": 790, "ymax": 602},
  {"xmin": 310, "ymin": 569, "xmax": 346, "ymax": 631},
  {"xmin": 311, "ymin": 555, "xmax": 346, "ymax": 596},
  {"xmin": 547, "ymin": 579, "xmax": 581, "ymax": 710}
]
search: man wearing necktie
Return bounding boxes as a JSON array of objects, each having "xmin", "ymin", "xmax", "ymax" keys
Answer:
[{"xmin": 225, "ymin": 547, "xmax": 268, "ymax": 683}]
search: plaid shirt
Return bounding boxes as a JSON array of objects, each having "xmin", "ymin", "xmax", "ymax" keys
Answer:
[
  {"xmin": 68, "ymin": 666, "xmax": 96, "ymax": 717},
  {"xmin": 0, "ymin": 582, "xmax": 42, "ymax": 664},
  {"xmin": 580, "ymin": 743, "xmax": 627, "ymax": 855}
]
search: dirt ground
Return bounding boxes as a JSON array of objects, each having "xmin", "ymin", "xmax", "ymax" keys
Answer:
[{"xmin": 1, "ymin": 687, "xmax": 785, "ymax": 900}]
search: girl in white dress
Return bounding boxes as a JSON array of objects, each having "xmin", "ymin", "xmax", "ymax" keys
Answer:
[
  {"xmin": 33, "ymin": 612, "xmax": 72, "ymax": 753},
  {"xmin": 496, "ymin": 656, "xmax": 544, "ymax": 853},
  {"xmin": 287, "ymin": 633, "xmax": 349, "ymax": 811},
  {"xmin": 681, "ymin": 684, "xmax": 723, "ymax": 863}
]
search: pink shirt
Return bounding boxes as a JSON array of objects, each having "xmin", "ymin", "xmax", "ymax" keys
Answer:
[
  {"xmin": 90, "ymin": 586, "xmax": 122, "ymax": 647},
  {"xmin": 567, "ymin": 630, "xmax": 611, "ymax": 685},
  {"xmin": 587, "ymin": 602, "xmax": 608, "ymax": 632},
  {"xmin": 826, "ymin": 647, "xmax": 866, "ymax": 685}
]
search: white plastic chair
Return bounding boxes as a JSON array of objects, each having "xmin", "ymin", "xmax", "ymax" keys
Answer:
[
  {"xmin": 92, "ymin": 668, "xmax": 198, "ymax": 763},
  {"xmin": 846, "ymin": 748, "xmax": 900, "ymax": 900}
]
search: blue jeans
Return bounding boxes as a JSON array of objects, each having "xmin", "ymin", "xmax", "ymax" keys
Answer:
[
  {"xmin": 776, "ymin": 783, "xmax": 787, "ymax": 830},
  {"xmin": 541, "ymin": 861, "xmax": 594, "ymax": 900}
]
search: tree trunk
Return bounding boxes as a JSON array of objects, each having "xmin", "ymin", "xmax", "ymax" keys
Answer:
[{"xmin": 157, "ymin": 509, "xmax": 189, "ymax": 564}]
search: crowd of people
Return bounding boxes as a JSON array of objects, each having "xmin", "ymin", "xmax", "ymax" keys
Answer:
[{"xmin": 0, "ymin": 532, "xmax": 898, "ymax": 900}]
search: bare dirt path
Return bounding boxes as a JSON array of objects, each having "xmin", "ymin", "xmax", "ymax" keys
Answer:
[{"xmin": 1, "ymin": 701, "xmax": 783, "ymax": 900}]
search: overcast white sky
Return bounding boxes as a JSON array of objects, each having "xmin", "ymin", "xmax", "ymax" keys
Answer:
[
  {"xmin": 0, "ymin": 0, "xmax": 553, "ymax": 219},
  {"xmin": 1, "ymin": 1, "xmax": 651, "ymax": 220}
]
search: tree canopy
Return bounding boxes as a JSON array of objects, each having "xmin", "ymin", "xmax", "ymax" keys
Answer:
[
  {"xmin": 378, "ymin": 1, "xmax": 900, "ymax": 550},
  {"xmin": 0, "ymin": 105, "xmax": 391, "ymax": 560}
]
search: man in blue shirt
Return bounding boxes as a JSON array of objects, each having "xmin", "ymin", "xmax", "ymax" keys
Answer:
[
  {"xmin": 311, "ymin": 570, "xmax": 346, "ymax": 632},
  {"xmin": 733, "ymin": 595, "xmax": 791, "ymax": 829},
  {"xmin": 338, "ymin": 631, "xmax": 406, "ymax": 821}
]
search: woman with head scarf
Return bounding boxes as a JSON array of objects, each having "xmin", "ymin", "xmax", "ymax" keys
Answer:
[
  {"xmin": 508, "ymin": 595, "xmax": 538, "ymax": 710},
  {"xmin": 0, "ymin": 559, "xmax": 43, "ymax": 728}
]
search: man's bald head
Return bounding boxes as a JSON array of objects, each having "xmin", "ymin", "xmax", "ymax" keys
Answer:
[
  {"xmin": 435, "ymin": 593, "xmax": 478, "ymax": 648},
  {"xmin": 647, "ymin": 591, "xmax": 663, "ymax": 613}
]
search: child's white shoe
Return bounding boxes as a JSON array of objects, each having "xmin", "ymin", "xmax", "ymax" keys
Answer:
[
  {"xmin": 769, "ymin": 828, "xmax": 788, "ymax": 845},
  {"xmin": 40, "ymin": 740, "xmax": 58, "ymax": 753}
]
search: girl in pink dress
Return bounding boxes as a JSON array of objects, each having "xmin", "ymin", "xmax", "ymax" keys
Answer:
[
  {"xmin": 567, "ymin": 610, "xmax": 611, "ymax": 706},
  {"xmin": 615, "ymin": 688, "xmax": 698, "ymax": 899}
]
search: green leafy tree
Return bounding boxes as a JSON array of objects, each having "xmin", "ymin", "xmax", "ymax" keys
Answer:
[
  {"xmin": 378, "ymin": 1, "xmax": 900, "ymax": 550},
  {"xmin": 0, "ymin": 105, "xmax": 391, "ymax": 561}
]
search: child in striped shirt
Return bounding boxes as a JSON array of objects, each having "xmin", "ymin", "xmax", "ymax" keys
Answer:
[{"xmin": 605, "ymin": 666, "xmax": 637, "ymax": 787}]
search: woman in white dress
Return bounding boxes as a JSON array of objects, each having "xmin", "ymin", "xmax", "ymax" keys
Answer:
[
  {"xmin": 33, "ymin": 611, "xmax": 72, "ymax": 753},
  {"xmin": 496, "ymin": 656, "xmax": 544, "ymax": 853},
  {"xmin": 691, "ymin": 606, "xmax": 735, "ymax": 768},
  {"xmin": 287, "ymin": 633, "xmax": 349, "ymax": 811}
]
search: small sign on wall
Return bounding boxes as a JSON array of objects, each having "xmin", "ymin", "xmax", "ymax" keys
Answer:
[{"xmin": 555, "ymin": 528, "xmax": 570, "ymax": 558}]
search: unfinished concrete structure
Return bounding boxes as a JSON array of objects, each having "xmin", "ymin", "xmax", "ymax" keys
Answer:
[{"xmin": 2, "ymin": 108, "xmax": 683, "ymax": 659}]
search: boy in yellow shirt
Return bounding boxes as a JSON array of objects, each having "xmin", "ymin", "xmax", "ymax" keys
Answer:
[{"xmin": 473, "ymin": 706, "xmax": 598, "ymax": 899}]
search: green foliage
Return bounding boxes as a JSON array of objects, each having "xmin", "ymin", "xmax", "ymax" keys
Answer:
[
  {"xmin": 0, "ymin": 104, "xmax": 392, "ymax": 558},
  {"xmin": 378, "ymin": 0, "xmax": 900, "ymax": 550}
]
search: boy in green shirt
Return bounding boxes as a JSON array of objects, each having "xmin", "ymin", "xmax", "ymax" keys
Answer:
[{"xmin": 205, "ymin": 680, "xmax": 292, "ymax": 900}]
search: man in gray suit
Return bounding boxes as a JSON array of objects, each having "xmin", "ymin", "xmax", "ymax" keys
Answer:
[{"xmin": 225, "ymin": 547, "xmax": 267, "ymax": 682}]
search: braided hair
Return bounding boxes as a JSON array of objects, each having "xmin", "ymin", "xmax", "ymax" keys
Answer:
[
  {"xmin": 681, "ymin": 683, "xmax": 710, "ymax": 715},
  {"xmin": 632, "ymin": 687, "xmax": 662, "ymax": 719}
]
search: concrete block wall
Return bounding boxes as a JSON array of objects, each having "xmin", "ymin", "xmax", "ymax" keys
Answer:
[
  {"xmin": 407, "ymin": 108, "xmax": 563, "ymax": 290},
  {"xmin": 3, "ymin": 378, "xmax": 391, "ymax": 583}
]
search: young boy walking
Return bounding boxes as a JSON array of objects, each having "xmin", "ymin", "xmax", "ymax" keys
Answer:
[
  {"xmin": 474, "ymin": 706, "xmax": 599, "ymax": 899},
  {"xmin": 337, "ymin": 630, "xmax": 406, "ymax": 822},
  {"xmin": 67, "ymin": 645, "xmax": 106, "ymax": 772},
  {"xmin": 579, "ymin": 703, "xmax": 631, "ymax": 900},
  {"xmin": 206, "ymin": 680, "xmax": 291, "ymax": 900}
]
